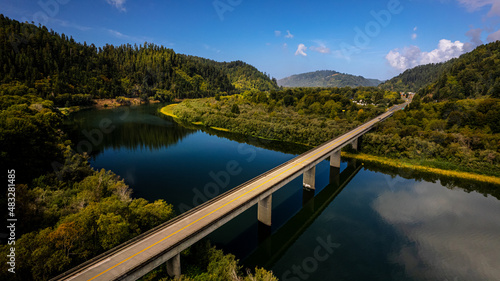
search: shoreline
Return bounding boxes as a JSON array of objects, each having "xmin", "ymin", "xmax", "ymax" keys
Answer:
[
  {"xmin": 160, "ymin": 104, "xmax": 499, "ymax": 185},
  {"xmin": 342, "ymin": 152, "xmax": 500, "ymax": 185},
  {"xmin": 94, "ymin": 98, "xmax": 160, "ymax": 109},
  {"xmin": 160, "ymin": 103, "xmax": 179, "ymax": 118}
]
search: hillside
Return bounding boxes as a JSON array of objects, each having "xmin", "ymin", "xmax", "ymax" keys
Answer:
[
  {"xmin": 278, "ymin": 70, "xmax": 383, "ymax": 88},
  {"xmin": 0, "ymin": 15, "xmax": 278, "ymax": 106},
  {"xmin": 379, "ymin": 62, "xmax": 453, "ymax": 93},
  {"xmin": 420, "ymin": 41, "xmax": 500, "ymax": 100},
  {"xmin": 380, "ymin": 41, "xmax": 500, "ymax": 99}
]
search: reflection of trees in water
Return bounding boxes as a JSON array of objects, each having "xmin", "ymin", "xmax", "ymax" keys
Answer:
[
  {"xmin": 101, "ymin": 121, "xmax": 195, "ymax": 152},
  {"xmin": 65, "ymin": 106, "xmax": 197, "ymax": 157},
  {"xmin": 199, "ymin": 125, "xmax": 311, "ymax": 155},
  {"xmin": 361, "ymin": 161, "xmax": 500, "ymax": 200}
]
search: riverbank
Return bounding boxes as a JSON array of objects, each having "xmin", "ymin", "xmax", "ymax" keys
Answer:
[
  {"xmin": 161, "ymin": 104, "xmax": 231, "ymax": 132},
  {"xmin": 160, "ymin": 103, "xmax": 500, "ymax": 185},
  {"xmin": 94, "ymin": 98, "xmax": 160, "ymax": 109},
  {"xmin": 160, "ymin": 103, "xmax": 179, "ymax": 118},
  {"xmin": 342, "ymin": 152, "xmax": 500, "ymax": 185}
]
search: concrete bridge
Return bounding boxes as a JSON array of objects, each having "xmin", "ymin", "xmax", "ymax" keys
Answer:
[{"xmin": 52, "ymin": 102, "xmax": 408, "ymax": 281}]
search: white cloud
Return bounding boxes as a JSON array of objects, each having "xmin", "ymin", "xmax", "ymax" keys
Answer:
[
  {"xmin": 50, "ymin": 18, "xmax": 91, "ymax": 31},
  {"xmin": 105, "ymin": 28, "xmax": 149, "ymax": 43},
  {"xmin": 203, "ymin": 44, "xmax": 221, "ymax": 53},
  {"xmin": 275, "ymin": 30, "xmax": 281, "ymax": 37},
  {"xmin": 310, "ymin": 44, "xmax": 331, "ymax": 54},
  {"xmin": 456, "ymin": 0, "xmax": 500, "ymax": 17},
  {"xmin": 106, "ymin": 0, "xmax": 127, "ymax": 12},
  {"xmin": 295, "ymin": 44, "xmax": 307, "ymax": 56},
  {"xmin": 386, "ymin": 39, "xmax": 468, "ymax": 71},
  {"xmin": 412, "ymin": 27, "xmax": 418, "ymax": 40},
  {"xmin": 285, "ymin": 30, "xmax": 294, "ymax": 39},
  {"xmin": 107, "ymin": 28, "xmax": 126, "ymax": 38},
  {"xmin": 283, "ymin": 43, "xmax": 288, "ymax": 48},
  {"xmin": 466, "ymin": 27, "xmax": 484, "ymax": 46},
  {"xmin": 372, "ymin": 182, "xmax": 500, "ymax": 280},
  {"xmin": 487, "ymin": 29, "xmax": 500, "ymax": 42}
]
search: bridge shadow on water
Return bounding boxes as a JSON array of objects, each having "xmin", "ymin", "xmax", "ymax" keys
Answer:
[{"xmin": 207, "ymin": 159, "xmax": 363, "ymax": 269}]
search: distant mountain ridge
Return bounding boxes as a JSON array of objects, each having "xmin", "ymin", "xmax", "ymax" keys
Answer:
[{"xmin": 278, "ymin": 70, "xmax": 383, "ymax": 88}]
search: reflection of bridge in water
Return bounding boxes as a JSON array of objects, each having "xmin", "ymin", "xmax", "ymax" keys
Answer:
[{"xmin": 246, "ymin": 160, "xmax": 363, "ymax": 269}]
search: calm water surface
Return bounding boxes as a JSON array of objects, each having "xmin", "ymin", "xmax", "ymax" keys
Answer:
[{"xmin": 67, "ymin": 104, "xmax": 500, "ymax": 281}]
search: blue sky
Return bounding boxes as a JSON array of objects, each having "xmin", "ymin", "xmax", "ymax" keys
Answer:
[{"xmin": 1, "ymin": 0, "xmax": 500, "ymax": 80}]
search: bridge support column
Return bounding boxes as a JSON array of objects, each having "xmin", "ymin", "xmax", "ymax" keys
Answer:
[
  {"xmin": 166, "ymin": 254, "xmax": 181, "ymax": 278},
  {"xmin": 351, "ymin": 138, "xmax": 358, "ymax": 151},
  {"xmin": 258, "ymin": 195, "xmax": 272, "ymax": 226},
  {"xmin": 303, "ymin": 166, "xmax": 316, "ymax": 190},
  {"xmin": 330, "ymin": 150, "xmax": 341, "ymax": 168}
]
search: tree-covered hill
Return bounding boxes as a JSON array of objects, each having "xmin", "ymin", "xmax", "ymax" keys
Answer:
[
  {"xmin": 420, "ymin": 41, "xmax": 500, "ymax": 100},
  {"xmin": 278, "ymin": 70, "xmax": 382, "ymax": 88},
  {"xmin": 380, "ymin": 41, "xmax": 500, "ymax": 99},
  {"xmin": 222, "ymin": 60, "xmax": 278, "ymax": 91},
  {"xmin": 0, "ymin": 15, "xmax": 277, "ymax": 105},
  {"xmin": 379, "ymin": 62, "xmax": 453, "ymax": 93}
]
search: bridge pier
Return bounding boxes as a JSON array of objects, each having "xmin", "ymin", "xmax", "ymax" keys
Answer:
[
  {"xmin": 166, "ymin": 254, "xmax": 181, "ymax": 278},
  {"xmin": 303, "ymin": 166, "xmax": 316, "ymax": 190},
  {"xmin": 330, "ymin": 150, "xmax": 341, "ymax": 168},
  {"xmin": 258, "ymin": 194, "xmax": 272, "ymax": 226},
  {"xmin": 351, "ymin": 138, "xmax": 358, "ymax": 151}
]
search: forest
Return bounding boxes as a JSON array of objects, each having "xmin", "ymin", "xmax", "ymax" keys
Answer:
[
  {"xmin": 0, "ymin": 15, "xmax": 278, "ymax": 106},
  {"xmin": 381, "ymin": 41, "xmax": 500, "ymax": 99},
  {"xmin": 420, "ymin": 41, "xmax": 500, "ymax": 100},
  {"xmin": 171, "ymin": 87, "xmax": 403, "ymax": 146}
]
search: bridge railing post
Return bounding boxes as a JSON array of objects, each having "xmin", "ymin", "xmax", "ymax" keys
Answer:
[{"xmin": 258, "ymin": 194, "xmax": 272, "ymax": 226}]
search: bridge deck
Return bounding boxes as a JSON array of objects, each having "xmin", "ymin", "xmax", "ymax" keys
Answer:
[{"xmin": 55, "ymin": 102, "xmax": 407, "ymax": 281}]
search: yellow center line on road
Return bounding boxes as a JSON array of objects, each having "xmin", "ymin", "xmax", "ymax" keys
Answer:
[{"xmin": 88, "ymin": 116, "xmax": 382, "ymax": 281}]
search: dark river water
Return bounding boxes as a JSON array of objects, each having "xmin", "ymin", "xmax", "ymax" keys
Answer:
[{"xmin": 66, "ymin": 103, "xmax": 500, "ymax": 281}]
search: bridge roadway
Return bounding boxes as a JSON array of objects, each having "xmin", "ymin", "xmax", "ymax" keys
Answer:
[{"xmin": 53, "ymin": 101, "xmax": 408, "ymax": 281}]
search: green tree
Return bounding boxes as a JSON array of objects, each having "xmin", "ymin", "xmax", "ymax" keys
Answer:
[{"xmin": 231, "ymin": 104, "xmax": 240, "ymax": 115}]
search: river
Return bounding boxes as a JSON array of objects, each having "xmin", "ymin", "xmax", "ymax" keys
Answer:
[{"xmin": 66, "ymin": 103, "xmax": 500, "ymax": 281}]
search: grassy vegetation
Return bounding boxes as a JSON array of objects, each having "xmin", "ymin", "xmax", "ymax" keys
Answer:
[
  {"xmin": 342, "ymin": 152, "xmax": 500, "ymax": 185},
  {"xmin": 160, "ymin": 103, "xmax": 179, "ymax": 118},
  {"xmin": 161, "ymin": 88, "xmax": 394, "ymax": 147}
]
